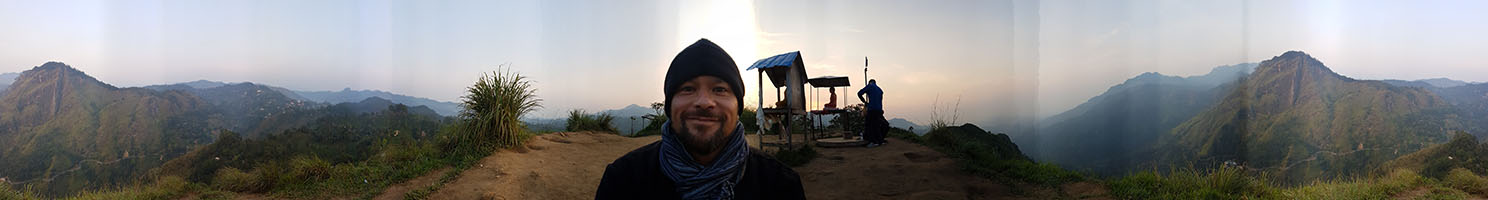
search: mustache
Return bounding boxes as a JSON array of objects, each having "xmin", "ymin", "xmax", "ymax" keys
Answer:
[{"xmin": 681, "ymin": 108, "xmax": 725, "ymax": 119}]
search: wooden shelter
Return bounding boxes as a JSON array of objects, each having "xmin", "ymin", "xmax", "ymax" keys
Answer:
[{"xmin": 746, "ymin": 51, "xmax": 809, "ymax": 150}]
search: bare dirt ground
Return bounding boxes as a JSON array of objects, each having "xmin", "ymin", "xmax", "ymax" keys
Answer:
[
  {"xmin": 794, "ymin": 137, "xmax": 1111, "ymax": 200},
  {"xmin": 381, "ymin": 132, "xmax": 1110, "ymax": 200},
  {"xmin": 371, "ymin": 167, "xmax": 451, "ymax": 200},
  {"xmin": 424, "ymin": 132, "xmax": 659, "ymax": 200}
]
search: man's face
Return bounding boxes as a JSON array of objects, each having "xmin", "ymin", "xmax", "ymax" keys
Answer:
[{"xmin": 669, "ymin": 76, "xmax": 740, "ymax": 155}]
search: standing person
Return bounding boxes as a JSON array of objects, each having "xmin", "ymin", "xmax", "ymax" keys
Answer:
[
  {"xmin": 596, "ymin": 38, "xmax": 806, "ymax": 200},
  {"xmin": 858, "ymin": 79, "xmax": 887, "ymax": 147}
]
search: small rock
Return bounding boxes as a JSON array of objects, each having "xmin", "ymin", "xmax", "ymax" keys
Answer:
[{"xmin": 527, "ymin": 144, "xmax": 546, "ymax": 150}]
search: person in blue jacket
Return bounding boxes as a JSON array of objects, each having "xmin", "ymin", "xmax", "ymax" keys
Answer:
[{"xmin": 858, "ymin": 79, "xmax": 888, "ymax": 147}]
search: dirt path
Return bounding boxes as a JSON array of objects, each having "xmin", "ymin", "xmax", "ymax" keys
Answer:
[
  {"xmin": 372, "ymin": 167, "xmax": 451, "ymax": 200},
  {"xmin": 793, "ymin": 138, "xmax": 1010, "ymax": 199},
  {"xmin": 792, "ymin": 138, "xmax": 1110, "ymax": 200},
  {"xmin": 385, "ymin": 132, "xmax": 1107, "ymax": 199},
  {"xmin": 425, "ymin": 132, "xmax": 659, "ymax": 200}
]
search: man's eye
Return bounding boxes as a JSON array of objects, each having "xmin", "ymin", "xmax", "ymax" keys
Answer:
[
  {"xmin": 712, "ymin": 87, "xmax": 728, "ymax": 93},
  {"xmin": 680, "ymin": 86, "xmax": 696, "ymax": 92}
]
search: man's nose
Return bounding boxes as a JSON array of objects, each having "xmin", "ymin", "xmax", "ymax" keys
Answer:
[{"xmin": 691, "ymin": 94, "xmax": 717, "ymax": 110}]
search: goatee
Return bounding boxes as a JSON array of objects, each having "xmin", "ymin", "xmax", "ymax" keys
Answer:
[{"xmin": 676, "ymin": 109, "xmax": 731, "ymax": 155}]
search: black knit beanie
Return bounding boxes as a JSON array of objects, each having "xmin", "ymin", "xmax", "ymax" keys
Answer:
[{"xmin": 664, "ymin": 38, "xmax": 745, "ymax": 116}]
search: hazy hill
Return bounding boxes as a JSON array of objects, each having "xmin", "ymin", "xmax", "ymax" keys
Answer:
[
  {"xmin": 1157, "ymin": 51, "xmax": 1458, "ymax": 183},
  {"xmin": 326, "ymin": 96, "xmax": 442, "ymax": 119},
  {"xmin": 0, "ymin": 62, "xmax": 216, "ymax": 196},
  {"xmin": 887, "ymin": 118, "xmax": 928, "ymax": 134},
  {"xmin": 1377, "ymin": 131, "xmax": 1488, "ymax": 179},
  {"xmin": 1431, "ymin": 83, "xmax": 1488, "ymax": 135},
  {"xmin": 517, "ymin": 104, "xmax": 655, "ymax": 134},
  {"xmin": 144, "ymin": 82, "xmax": 321, "ymax": 138},
  {"xmin": 1381, "ymin": 80, "xmax": 1488, "ymax": 136},
  {"xmin": 0, "ymin": 72, "xmax": 18, "ymax": 95},
  {"xmin": 600, "ymin": 104, "xmax": 656, "ymax": 134},
  {"xmin": 295, "ymin": 88, "xmax": 461, "ymax": 117},
  {"xmin": 1030, "ymin": 63, "xmax": 1256, "ymax": 175},
  {"xmin": 150, "ymin": 102, "xmax": 447, "ymax": 184}
]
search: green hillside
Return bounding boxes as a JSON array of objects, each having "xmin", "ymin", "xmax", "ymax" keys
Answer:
[
  {"xmin": 0, "ymin": 62, "xmax": 216, "ymax": 196},
  {"xmin": 1033, "ymin": 63, "xmax": 1255, "ymax": 175},
  {"xmin": 1157, "ymin": 51, "xmax": 1461, "ymax": 184}
]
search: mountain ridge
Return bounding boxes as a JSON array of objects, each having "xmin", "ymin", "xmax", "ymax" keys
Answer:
[
  {"xmin": 0, "ymin": 62, "xmax": 215, "ymax": 196},
  {"xmin": 1157, "ymin": 51, "xmax": 1457, "ymax": 183},
  {"xmin": 1029, "ymin": 63, "xmax": 1257, "ymax": 175}
]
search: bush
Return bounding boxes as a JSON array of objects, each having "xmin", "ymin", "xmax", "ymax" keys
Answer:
[
  {"xmin": 288, "ymin": 156, "xmax": 333, "ymax": 181},
  {"xmin": 1109, "ymin": 166, "xmax": 1279, "ymax": 200},
  {"xmin": 1445, "ymin": 168, "xmax": 1488, "ymax": 195},
  {"xmin": 1, "ymin": 184, "xmax": 42, "ymax": 200},
  {"xmin": 67, "ymin": 176, "xmax": 194, "ymax": 200},
  {"xmin": 566, "ymin": 109, "xmax": 617, "ymax": 133},
  {"xmin": 212, "ymin": 167, "xmax": 263, "ymax": 192}
]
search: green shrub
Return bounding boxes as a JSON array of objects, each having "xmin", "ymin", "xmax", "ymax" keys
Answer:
[
  {"xmin": 1109, "ymin": 166, "xmax": 1279, "ymax": 200},
  {"xmin": 566, "ymin": 109, "xmax": 617, "ymax": 133},
  {"xmin": 1444, "ymin": 168, "xmax": 1488, "ymax": 195},
  {"xmin": 288, "ymin": 156, "xmax": 332, "ymax": 181},
  {"xmin": 252, "ymin": 162, "xmax": 289, "ymax": 191},
  {"xmin": 212, "ymin": 167, "xmax": 262, "ymax": 192},
  {"xmin": 65, "ymin": 176, "xmax": 194, "ymax": 200},
  {"xmin": 1, "ymin": 183, "xmax": 42, "ymax": 200},
  {"xmin": 1377, "ymin": 169, "xmax": 1428, "ymax": 195}
]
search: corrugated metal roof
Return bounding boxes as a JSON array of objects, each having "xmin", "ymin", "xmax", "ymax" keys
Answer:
[
  {"xmin": 746, "ymin": 51, "xmax": 801, "ymax": 71},
  {"xmin": 807, "ymin": 76, "xmax": 851, "ymax": 87}
]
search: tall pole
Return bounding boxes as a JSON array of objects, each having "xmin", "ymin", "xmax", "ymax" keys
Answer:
[{"xmin": 863, "ymin": 57, "xmax": 869, "ymax": 85}]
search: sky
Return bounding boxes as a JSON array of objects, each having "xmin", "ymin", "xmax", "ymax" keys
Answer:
[{"xmin": 1, "ymin": 0, "xmax": 1486, "ymax": 129}]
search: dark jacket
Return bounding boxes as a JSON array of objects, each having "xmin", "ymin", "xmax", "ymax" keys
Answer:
[
  {"xmin": 596, "ymin": 141, "xmax": 807, "ymax": 200},
  {"xmin": 857, "ymin": 83, "xmax": 883, "ymax": 111}
]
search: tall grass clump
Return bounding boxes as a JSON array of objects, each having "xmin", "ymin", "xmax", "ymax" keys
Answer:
[
  {"xmin": 64, "ymin": 176, "xmax": 196, "ymax": 200},
  {"xmin": 1109, "ymin": 166, "xmax": 1280, "ymax": 199},
  {"xmin": 927, "ymin": 94, "xmax": 961, "ymax": 130},
  {"xmin": 566, "ymin": 109, "xmax": 617, "ymax": 133},
  {"xmin": 443, "ymin": 65, "xmax": 542, "ymax": 160},
  {"xmin": 1, "ymin": 184, "xmax": 43, "ymax": 200},
  {"xmin": 212, "ymin": 167, "xmax": 263, "ymax": 192}
]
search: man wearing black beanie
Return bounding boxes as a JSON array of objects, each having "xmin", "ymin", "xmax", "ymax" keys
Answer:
[{"xmin": 597, "ymin": 39, "xmax": 806, "ymax": 200}]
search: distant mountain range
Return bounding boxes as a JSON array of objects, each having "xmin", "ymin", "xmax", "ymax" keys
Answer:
[
  {"xmin": 1034, "ymin": 51, "xmax": 1488, "ymax": 183},
  {"xmin": 145, "ymin": 80, "xmax": 461, "ymax": 117},
  {"xmin": 0, "ymin": 62, "xmax": 216, "ymax": 195},
  {"xmin": 521, "ymin": 104, "xmax": 657, "ymax": 134},
  {"xmin": 295, "ymin": 88, "xmax": 461, "ymax": 117},
  {"xmin": 325, "ymin": 96, "xmax": 441, "ymax": 119},
  {"xmin": 1382, "ymin": 78, "xmax": 1477, "ymax": 89},
  {"xmin": 1029, "ymin": 63, "xmax": 1257, "ymax": 175},
  {"xmin": 888, "ymin": 118, "xmax": 929, "ymax": 135},
  {"xmin": 0, "ymin": 62, "xmax": 452, "ymax": 196},
  {"xmin": 0, "ymin": 72, "xmax": 17, "ymax": 94},
  {"xmin": 1157, "ymin": 51, "xmax": 1464, "ymax": 183}
]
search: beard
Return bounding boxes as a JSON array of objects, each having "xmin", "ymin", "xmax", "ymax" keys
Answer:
[{"xmin": 674, "ymin": 108, "xmax": 733, "ymax": 156}]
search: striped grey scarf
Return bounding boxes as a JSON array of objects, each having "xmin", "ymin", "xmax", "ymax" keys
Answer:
[{"xmin": 658, "ymin": 121, "xmax": 749, "ymax": 200}]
